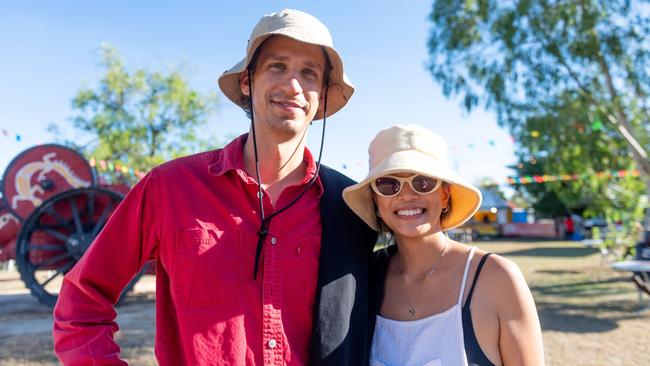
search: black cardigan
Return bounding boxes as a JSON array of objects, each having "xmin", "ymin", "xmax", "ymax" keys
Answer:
[{"xmin": 308, "ymin": 165, "xmax": 377, "ymax": 365}]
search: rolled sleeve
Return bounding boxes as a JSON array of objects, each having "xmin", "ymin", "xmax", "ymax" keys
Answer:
[{"xmin": 53, "ymin": 170, "xmax": 160, "ymax": 365}]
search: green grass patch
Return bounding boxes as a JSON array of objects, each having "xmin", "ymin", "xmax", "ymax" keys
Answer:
[{"xmin": 475, "ymin": 240, "xmax": 646, "ymax": 332}]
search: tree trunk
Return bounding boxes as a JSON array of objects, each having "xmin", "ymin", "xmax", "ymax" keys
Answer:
[
  {"xmin": 594, "ymin": 51, "xmax": 650, "ymax": 239},
  {"xmin": 639, "ymin": 179, "xmax": 650, "ymax": 244}
]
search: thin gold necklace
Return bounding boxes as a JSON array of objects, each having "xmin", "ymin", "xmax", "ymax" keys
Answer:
[{"xmin": 394, "ymin": 235, "xmax": 449, "ymax": 317}]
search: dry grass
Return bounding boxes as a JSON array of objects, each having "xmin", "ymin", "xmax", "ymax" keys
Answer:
[{"xmin": 477, "ymin": 240, "xmax": 650, "ymax": 366}]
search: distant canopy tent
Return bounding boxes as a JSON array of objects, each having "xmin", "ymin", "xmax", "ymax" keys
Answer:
[{"xmin": 474, "ymin": 188, "xmax": 513, "ymax": 224}]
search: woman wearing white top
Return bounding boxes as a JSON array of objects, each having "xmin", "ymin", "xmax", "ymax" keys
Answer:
[{"xmin": 343, "ymin": 124, "xmax": 544, "ymax": 365}]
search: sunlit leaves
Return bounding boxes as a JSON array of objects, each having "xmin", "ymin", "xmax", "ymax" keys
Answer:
[
  {"xmin": 65, "ymin": 44, "xmax": 218, "ymax": 182},
  {"xmin": 427, "ymin": 0, "xmax": 649, "ymax": 234}
]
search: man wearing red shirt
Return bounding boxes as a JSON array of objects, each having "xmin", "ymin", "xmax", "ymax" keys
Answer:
[{"xmin": 53, "ymin": 9, "xmax": 376, "ymax": 365}]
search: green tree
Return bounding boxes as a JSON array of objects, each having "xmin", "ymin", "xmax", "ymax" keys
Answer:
[
  {"xmin": 514, "ymin": 93, "xmax": 644, "ymax": 217},
  {"xmin": 52, "ymin": 43, "xmax": 218, "ymax": 180},
  {"xmin": 508, "ymin": 158, "xmax": 571, "ymax": 219},
  {"xmin": 427, "ymin": 0, "xmax": 650, "ymax": 235}
]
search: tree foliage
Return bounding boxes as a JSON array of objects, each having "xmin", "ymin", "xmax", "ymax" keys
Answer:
[
  {"xmin": 427, "ymin": 0, "xmax": 649, "ymax": 236},
  {"xmin": 514, "ymin": 93, "xmax": 644, "ymax": 218},
  {"xmin": 54, "ymin": 43, "xmax": 218, "ymax": 179}
]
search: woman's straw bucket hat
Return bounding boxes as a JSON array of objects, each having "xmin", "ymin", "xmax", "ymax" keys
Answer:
[{"xmin": 343, "ymin": 124, "xmax": 482, "ymax": 231}]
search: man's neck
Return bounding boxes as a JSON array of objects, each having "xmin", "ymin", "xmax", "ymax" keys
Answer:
[{"xmin": 243, "ymin": 130, "xmax": 309, "ymax": 205}]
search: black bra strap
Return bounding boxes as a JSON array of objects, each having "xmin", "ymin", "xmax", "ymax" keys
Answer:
[{"xmin": 463, "ymin": 253, "xmax": 493, "ymax": 308}]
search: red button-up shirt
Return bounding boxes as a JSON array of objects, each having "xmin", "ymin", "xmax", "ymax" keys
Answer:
[{"xmin": 53, "ymin": 134, "xmax": 324, "ymax": 365}]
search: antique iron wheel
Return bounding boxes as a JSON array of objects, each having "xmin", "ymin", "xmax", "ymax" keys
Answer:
[{"xmin": 15, "ymin": 187, "xmax": 135, "ymax": 307}]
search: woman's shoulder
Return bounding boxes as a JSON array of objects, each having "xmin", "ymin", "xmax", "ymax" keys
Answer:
[
  {"xmin": 471, "ymin": 250, "xmax": 533, "ymax": 314},
  {"xmin": 467, "ymin": 248, "xmax": 544, "ymax": 365},
  {"xmin": 480, "ymin": 252, "xmax": 526, "ymax": 285}
]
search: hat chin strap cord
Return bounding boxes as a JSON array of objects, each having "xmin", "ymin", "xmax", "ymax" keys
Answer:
[{"xmin": 248, "ymin": 67, "xmax": 328, "ymax": 280}]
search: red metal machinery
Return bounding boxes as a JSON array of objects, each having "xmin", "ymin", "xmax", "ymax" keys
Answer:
[{"xmin": 0, "ymin": 144, "xmax": 144, "ymax": 307}]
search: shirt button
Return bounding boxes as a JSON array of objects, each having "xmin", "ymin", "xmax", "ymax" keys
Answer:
[
  {"xmin": 271, "ymin": 237, "xmax": 277, "ymax": 245},
  {"xmin": 268, "ymin": 339, "xmax": 277, "ymax": 349}
]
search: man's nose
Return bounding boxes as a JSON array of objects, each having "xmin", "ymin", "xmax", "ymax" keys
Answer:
[{"xmin": 281, "ymin": 74, "xmax": 303, "ymax": 94}]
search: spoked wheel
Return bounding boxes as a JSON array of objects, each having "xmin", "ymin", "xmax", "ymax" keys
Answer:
[{"xmin": 15, "ymin": 187, "xmax": 130, "ymax": 307}]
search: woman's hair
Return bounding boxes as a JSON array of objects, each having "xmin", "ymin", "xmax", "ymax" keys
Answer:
[
  {"xmin": 373, "ymin": 199, "xmax": 394, "ymax": 249},
  {"xmin": 372, "ymin": 200, "xmax": 388, "ymax": 233},
  {"xmin": 440, "ymin": 183, "xmax": 452, "ymax": 225},
  {"xmin": 240, "ymin": 37, "xmax": 333, "ymax": 119}
]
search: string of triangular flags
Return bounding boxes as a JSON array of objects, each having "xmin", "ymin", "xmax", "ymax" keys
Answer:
[
  {"xmin": 506, "ymin": 169, "xmax": 639, "ymax": 185},
  {"xmin": 1, "ymin": 128, "xmax": 24, "ymax": 142},
  {"xmin": 89, "ymin": 158, "xmax": 147, "ymax": 179}
]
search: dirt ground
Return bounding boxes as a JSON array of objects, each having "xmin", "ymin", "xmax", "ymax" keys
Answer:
[
  {"xmin": 481, "ymin": 241, "xmax": 650, "ymax": 366},
  {"xmin": 0, "ymin": 272, "xmax": 157, "ymax": 366},
  {"xmin": 0, "ymin": 240, "xmax": 648, "ymax": 365}
]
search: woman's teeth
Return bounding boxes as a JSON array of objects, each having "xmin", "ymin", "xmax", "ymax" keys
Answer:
[{"xmin": 396, "ymin": 208, "xmax": 424, "ymax": 217}]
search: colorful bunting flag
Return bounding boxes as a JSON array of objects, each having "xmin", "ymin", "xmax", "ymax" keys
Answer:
[
  {"xmin": 507, "ymin": 170, "xmax": 640, "ymax": 185},
  {"xmin": 591, "ymin": 119, "xmax": 603, "ymax": 131}
]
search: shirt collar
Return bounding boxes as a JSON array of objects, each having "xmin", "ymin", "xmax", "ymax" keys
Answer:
[
  {"xmin": 208, "ymin": 133, "xmax": 324, "ymax": 193},
  {"xmin": 207, "ymin": 133, "xmax": 247, "ymax": 177}
]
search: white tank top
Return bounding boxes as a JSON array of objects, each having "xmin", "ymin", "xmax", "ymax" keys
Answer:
[{"xmin": 370, "ymin": 247, "xmax": 476, "ymax": 366}]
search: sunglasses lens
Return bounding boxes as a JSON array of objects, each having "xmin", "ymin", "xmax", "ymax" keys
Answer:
[
  {"xmin": 374, "ymin": 177, "xmax": 401, "ymax": 196},
  {"xmin": 412, "ymin": 176, "xmax": 440, "ymax": 193}
]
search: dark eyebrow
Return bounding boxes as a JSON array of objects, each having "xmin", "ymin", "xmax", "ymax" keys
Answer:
[
  {"xmin": 305, "ymin": 60, "xmax": 323, "ymax": 70},
  {"xmin": 265, "ymin": 55, "xmax": 323, "ymax": 70},
  {"xmin": 266, "ymin": 55, "xmax": 288, "ymax": 62}
]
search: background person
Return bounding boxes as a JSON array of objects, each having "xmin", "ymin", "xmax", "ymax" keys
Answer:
[{"xmin": 564, "ymin": 215, "xmax": 575, "ymax": 239}]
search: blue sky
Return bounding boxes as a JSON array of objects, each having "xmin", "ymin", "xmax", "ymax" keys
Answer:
[{"xmin": 0, "ymin": 1, "xmax": 516, "ymax": 187}]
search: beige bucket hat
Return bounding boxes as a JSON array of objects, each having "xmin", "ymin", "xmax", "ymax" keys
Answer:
[
  {"xmin": 343, "ymin": 124, "xmax": 482, "ymax": 231},
  {"xmin": 217, "ymin": 9, "xmax": 354, "ymax": 120}
]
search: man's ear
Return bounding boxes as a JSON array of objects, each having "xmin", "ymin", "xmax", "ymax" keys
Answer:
[
  {"xmin": 316, "ymin": 88, "xmax": 327, "ymax": 115},
  {"xmin": 240, "ymin": 71, "xmax": 250, "ymax": 96}
]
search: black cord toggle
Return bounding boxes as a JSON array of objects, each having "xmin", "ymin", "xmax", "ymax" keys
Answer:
[{"xmin": 253, "ymin": 220, "xmax": 270, "ymax": 280}]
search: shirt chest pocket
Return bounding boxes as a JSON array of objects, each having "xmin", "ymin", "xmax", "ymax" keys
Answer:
[
  {"xmin": 283, "ymin": 235, "xmax": 320, "ymax": 298},
  {"xmin": 173, "ymin": 228, "xmax": 243, "ymax": 307}
]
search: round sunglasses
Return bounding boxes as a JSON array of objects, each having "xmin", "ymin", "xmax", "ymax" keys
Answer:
[{"xmin": 371, "ymin": 175, "xmax": 442, "ymax": 197}]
